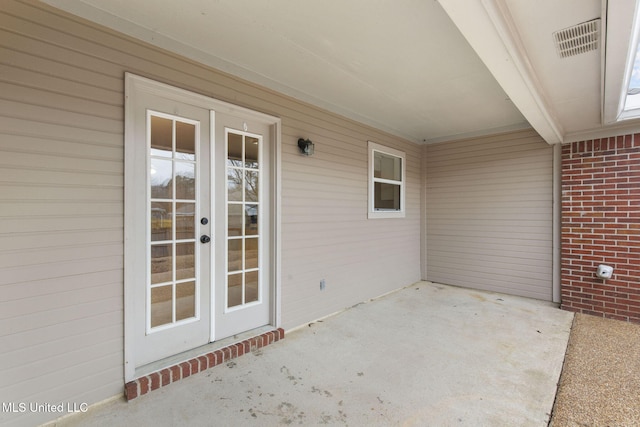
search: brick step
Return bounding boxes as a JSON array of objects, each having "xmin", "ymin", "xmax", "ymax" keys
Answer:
[{"xmin": 125, "ymin": 328, "xmax": 285, "ymax": 400}]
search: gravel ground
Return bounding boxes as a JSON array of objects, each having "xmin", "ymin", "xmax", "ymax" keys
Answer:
[{"xmin": 550, "ymin": 313, "xmax": 640, "ymax": 427}]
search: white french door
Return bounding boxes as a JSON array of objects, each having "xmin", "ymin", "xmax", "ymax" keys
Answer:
[
  {"xmin": 125, "ymin": 74, "xmax": 276, "ymax": 375},
  {"xmin": 129, "ymin": 91, "xmax": 212, "ymax": 368},
  {"xmin": 214, "ymin": 114, "xmax": 271, "ymax": 339}
]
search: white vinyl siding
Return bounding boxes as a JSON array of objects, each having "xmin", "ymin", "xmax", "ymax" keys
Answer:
[
  {"xmin": 0, "ymin": 1, "xmax": 421, "ymax": 425},
  {"xmin": 425, "ymin": 130, "xmax": 553, "ymax": 301}
]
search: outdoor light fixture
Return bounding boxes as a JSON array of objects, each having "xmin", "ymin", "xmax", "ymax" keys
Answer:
[
  {"xmin": 298, "ymin": 138, "xmax": 314, "ymax": 156},
  {"xmin": 596, "ymin": 264, "xmax": 614, "ymax": 279}
]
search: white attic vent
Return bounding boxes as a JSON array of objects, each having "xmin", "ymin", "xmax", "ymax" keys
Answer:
[{"xmin": 553, "ymin": 19, "xmax": 600, "ymax": 58}]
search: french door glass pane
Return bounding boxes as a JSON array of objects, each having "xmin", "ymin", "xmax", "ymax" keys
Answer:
[
  {"xmin": 227, "ymin": 133, "xmax": 243, "ymax": 167},
  {"xmin": 151, "ymin": 159, "xmax": 172, "ymax": 199},
  {"xmin": 175, "ymin": 121, "xmax": 195, "ymax": 160},
  {"xmin": 227, "ymin": 169, "xmax": 243, "ymax": 202},
  {"xmin": 245, "ymin": 137, "xmax": 259, "ymax": 168},
  {"xmin": 245, "ymin": 171, "xmax": 258, "ymax": 202},
  {"xmin": 228, "ymin": 273, "xmax": 242, "ymax": 307},
  {"xmin": 175, "ymin": 162, "xmax": 195, "ymax": 200},
  {"xmin": 226, "ymin": 130, "xmax": 261, "ymax": 309},
  {"xmin": 245, "ymin": 271, "xmax": 259, "ymax": 303},
  {"xmin": 176, "ymin": 281, "xmax": 196, "ymax": 321},
  {"xmin": 175, "ymin": 203, "xmax": 195, "ymax": 239},
  {"xmin": 176, "ymin": 242, "xmax": 195, "ymax": 280},
  {"xmin": 245, "ymin": 204, "xmax": 258, "ymax": 236},
  {"xmin": 148, "ymin": 113, "xmax": 199, "ymax": 329},
  {"xmin": 151, "ymin": 202, "xmax": 172, "ymax": 241},
  {"xmin": 151, "ymin": 244, "xmax": 172, "ymax": 284},
  {"xmin": 228, "ymin": 204, "xmax": 243, "ymax": 237},
  {"xmin": 245, "ymin": 237, "xmax": 258, "ymax": 269},
  {"xmin": 228, "ymin": 239, "xmax": 242, "ymax": 272},
  {"xmin": 151, "ymin": 285, "xmax": 172, "ymax": 328},
  {"xmin": 150, "ymin": 116, "xmax": 172, "ymax": 157}
]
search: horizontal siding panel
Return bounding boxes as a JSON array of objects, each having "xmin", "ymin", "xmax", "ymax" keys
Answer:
[
  {"xmin": 428, "ymin": 261, "xmax": 552, "ymax": 285},
  {"xmin": 1, "ymin": 295, "xmax": 122, "ymax": 336},
  {"xmin": 426, "ymin": 130, "xmax": 542, "ymax": 156},
  {"xmin": 0, "ymin": 150, "xmax": 121, "ymax": 173},
  {"xmin": 283, "ymin": 224, "xmax": 418, "ymax": 249},
  {"xmin": 428, "ymin": 236, "xmax": 552, "ymax": 254},
  {"xmin": 429, "ymin": 219, "xmax": 551, "ymax": 231},
  {"xmin": 427, "ymin": 147, "xmax": 551, "ymax": 167},
  {"xmin": 0, "ymin": 183, "xmax": 121, "ymax": 200},
  {"xmin": 0, "ymin": 167, "xmax": 121, "ymax": 187},
  {"xmin": 282, "ymin": 255, "xmax": 420, "ymax": 326},
  {"xmin": 0, "ymin": 116, "xmax": 121, "ymax": 147},
  {"xmin": 0, "ymin": 302, "xmax": 121, "ymax": 354},
  {"xmin": 0, "ymin": 59, "xmax": 122, "ymax": 104},
  {"xmin": 0, "ymin": 98, "xmax": 122, "ymax": 134},
  {"xmin": 426, "ymin": 131, "xmax": 553, "ymax": 301},
  {"xmin": 0, "ymin": 242, "xmax": 122, "ymax": 269},
  {"xmin": 428, "ymin": 162, "xmax": 552, "ymax": 181},
  {"xmin": 0, "ymin": 46, "xmax": 122, "ymax": 94},
  {"xmin": 1, "ymin": 336, "xmax": 121, "ymax": 388},
  {"xmin": 427, "ymin": 270, "xmax": 551, "ymax": 299},
  {"xmin": 0, "ymin": 229, "xmax": 121, "ymax": 252},
  {"xmin": 4, "ymin": 351, "xmax": 122, "ymax": 408},
  {"xmin": 430, "ymin": 248, "xmax": 551, "ymax": 263},
  {"xmin": 0, "ymin": 323, "xmax": 121, "ymax": 372},
  {"xmin": 0, "ymin": 200, "xmax": 121, "ymax": 218},
  {"xmin": 0, "ymin": 214, "xmax": 122, "ymax": 234},
  {"xmin": 428, "ymin": 228, "xmax": 550, "ymax": 240},
  {"xmin": 0, "ymin": 134, "xmax": 122, "ymax": 160},
  {"xmin": 427, "ymin": 253, "xmax": 551, "ymax": 275},
  {"xmin": 0, "ymin": 80, "xmax": 122, "ymax": 119},
  {"xmin": 0, "ymin": 270, "xmax": 123, "ymax": 303},
  {"xmin": 0, "ymin": 255, "xmax": 122, "ymax": 287},
  {"xmin": 284, "ymin": 162, "xmax": 367, "ymax": 184},
  {"xmin": 427, "ymin": 202, "xmax": 550, "ymax": 214}
]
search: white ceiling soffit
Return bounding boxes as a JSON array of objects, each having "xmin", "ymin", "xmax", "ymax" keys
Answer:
[
  {"xmin": 438, "ymin": 0, "xmax": 568, "ymax": 144},
  {"xmin": 442, "ymin": 0, "xmax": 640, "ymax": 144},
  {"xmin": 449, "ymin": 0, "xmax": 640, "ymax": 146},
  {"xmin": 42, "ymin": 0, "xmax": 529, "ymax": 144}
]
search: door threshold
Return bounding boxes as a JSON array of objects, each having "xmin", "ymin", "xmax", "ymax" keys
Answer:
[{"xmin": 125, "ymin": 326, "xmax": 284, "ymax": 400}]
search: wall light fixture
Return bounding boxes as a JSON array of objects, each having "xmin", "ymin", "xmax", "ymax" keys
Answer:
[{"xmin": 298, "ymin": 138, "xmax": 315, "ymax": 156}]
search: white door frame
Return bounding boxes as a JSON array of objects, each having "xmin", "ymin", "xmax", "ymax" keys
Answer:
[{"xmin": 123, "ymin": 73, "xmax": 281, "ymax": 381}]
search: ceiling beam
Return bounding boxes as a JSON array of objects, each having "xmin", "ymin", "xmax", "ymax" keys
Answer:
[{"xmin": 438, "ymin": 0, "xmax": 564, "ymax": 144}]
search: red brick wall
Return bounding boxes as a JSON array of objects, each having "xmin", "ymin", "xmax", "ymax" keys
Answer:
[{"xmin": 561, "ymin": 135, "xmax": 640, "ymax": 323}]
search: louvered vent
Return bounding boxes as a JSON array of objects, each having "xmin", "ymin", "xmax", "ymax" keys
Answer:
[{"xmin": 553, "ymin": 19, "xmax": 600, "ymax": 58}]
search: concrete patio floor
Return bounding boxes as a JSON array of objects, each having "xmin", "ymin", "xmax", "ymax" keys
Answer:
[{"xmin": 53, "ymin": 281, "xmax": 574, "ymax": 426}]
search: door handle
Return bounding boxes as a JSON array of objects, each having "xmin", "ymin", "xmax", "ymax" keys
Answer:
[{"xmin": 200, "ymin": 235, "xmax": 211, "ymax": 244}]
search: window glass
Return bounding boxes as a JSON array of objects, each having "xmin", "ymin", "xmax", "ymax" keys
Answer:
[
  {"xmin": 374, "ymin": 182, "xmax": 401, "ymax": 211},
  {"xmin": 374, "ymin": 152, "xmax": 402, "ymax": 181}
]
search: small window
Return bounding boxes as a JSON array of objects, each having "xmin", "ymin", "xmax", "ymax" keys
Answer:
[{"xmin": 368, "ymin": 141, "xmax": 405, "ymax": 219}]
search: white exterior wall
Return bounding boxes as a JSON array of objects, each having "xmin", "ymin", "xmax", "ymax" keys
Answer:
[
  {"xmin": 0, "ymin": 1, "xmax": 421, "ymax": 425},
  {"xmin": 425, "ymin": 129, "xmax": 553, "ymax": 301}
]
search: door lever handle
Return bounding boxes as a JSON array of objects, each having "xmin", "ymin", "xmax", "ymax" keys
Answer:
[{"xmin": 200, "ymin": 235, "xmax": 211, "ymax": 244}]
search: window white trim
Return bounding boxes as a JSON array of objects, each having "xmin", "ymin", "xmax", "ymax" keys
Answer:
[{"xmin": 368, "ymin": 141, "xmax": 405, "ymax": 219}]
